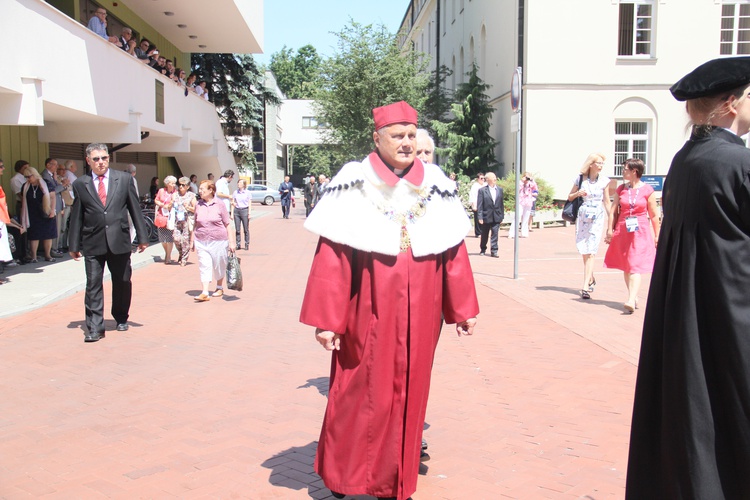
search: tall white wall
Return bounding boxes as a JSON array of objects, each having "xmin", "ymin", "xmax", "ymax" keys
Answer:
[{"xmin": 404, "ymin": 0, "xmax": 734, "ymax": 199}]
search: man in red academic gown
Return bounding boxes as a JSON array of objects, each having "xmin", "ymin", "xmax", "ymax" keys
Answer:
[{"xmin": 299, "ymin": 101, "xmax": 479, "ymax": 500}]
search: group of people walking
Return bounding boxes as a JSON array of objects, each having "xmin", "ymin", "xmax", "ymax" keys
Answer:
[
  {"xmin": 568, "ymin": 153, "xmax": 660, "ymax": 312},
  {"xmin": 151, "ymin": 170, "xmax": 240, "ymax": 302}
]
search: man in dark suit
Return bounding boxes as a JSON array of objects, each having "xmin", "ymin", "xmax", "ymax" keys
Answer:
[
  {"xmin": 68, "ymin": 143, "xmax": 149, "ymax": 342},
  {"xmin": 279, "ymin": 175, "xmax": 294, "ymax": 219},
  {"xmin": 476, "ymin": 172, "xmax": 504, "ymax": 258}
]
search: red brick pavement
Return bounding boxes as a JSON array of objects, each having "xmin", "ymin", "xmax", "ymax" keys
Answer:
[{"xmin": 0, "ymin": 206, "xmax": 643, "ymax": 499}]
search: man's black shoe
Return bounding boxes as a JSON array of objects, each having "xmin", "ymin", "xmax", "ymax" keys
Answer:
[
  {"xmin": 330, "ymin": 492, "xmax": 345, "ymax": 499},
  {"xmin": 420, "ymin": 449, "xmax": 431, "ymax": 462},
  {"xmin": 84, "ymin": 332, "xmax": 105, "ymax": 342},
  {"xmin": 422, "ymin": 438, "xmax": 428, "ymax": 450},
  {"xmin": 116, "ymin": 323, "xmax": 129, "ymax": 332}
]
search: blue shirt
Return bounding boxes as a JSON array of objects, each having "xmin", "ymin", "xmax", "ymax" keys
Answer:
[{"xmin": 87, "ymin": 16, "xmax": 108, "ymax": 39}]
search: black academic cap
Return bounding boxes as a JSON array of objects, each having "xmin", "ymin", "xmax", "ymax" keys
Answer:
[{"xmin": 670, "ymin": 56, "xmax": 750, "ymax": 101}]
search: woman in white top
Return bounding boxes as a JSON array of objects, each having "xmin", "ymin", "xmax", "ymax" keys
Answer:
[{"xmin": 567, "ymin": 153, "xmax": 612, "ymax": 299}]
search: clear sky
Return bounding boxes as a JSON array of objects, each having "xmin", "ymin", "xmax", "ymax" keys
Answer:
[{"xmin": 255, "ymin": 0, "xmax": 409, "ymax": 65}]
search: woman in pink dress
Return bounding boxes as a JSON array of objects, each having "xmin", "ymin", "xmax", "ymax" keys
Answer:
[{"xmin": 604, "ymin": 158, "xmax": 661, "ymax": 313}]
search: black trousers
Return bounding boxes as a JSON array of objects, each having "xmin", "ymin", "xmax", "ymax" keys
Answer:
[
  {"xmin": 84, "ymin": 251, "xmax": 133, "ymax": 334},
  {"xmin": 234, "ymin": 207, "xmax": 249, "ymax": 247},
  {"xmin": 473, "ymin": 210, "xmax": 482, "ymax": 236},
  {"xmin": 281, "ymin": 200, "xmax": 291, "ymax": 217},
  {"xmin": 480, "ymin": 222, "xmax": 500, "ymax": 255}
]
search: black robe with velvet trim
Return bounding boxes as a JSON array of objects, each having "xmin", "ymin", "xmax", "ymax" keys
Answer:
[{"xmin": 626, "ymin": 127, "xmax": 750, "ymax": 499}]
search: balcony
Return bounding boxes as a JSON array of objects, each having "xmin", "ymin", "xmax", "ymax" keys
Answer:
[{"xmin": 0, "ymin": 0, "xmax": 262, "ymax": 176}]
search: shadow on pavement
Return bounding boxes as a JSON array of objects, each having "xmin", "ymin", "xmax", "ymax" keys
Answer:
[{"xmin": 297, "ymin": 376, "xmax": 329, "ymax": 397}]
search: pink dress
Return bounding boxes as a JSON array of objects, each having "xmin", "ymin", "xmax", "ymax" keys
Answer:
[{"xmin": 604, "ymin": 183, "xmax": 656, "ymax": 273}]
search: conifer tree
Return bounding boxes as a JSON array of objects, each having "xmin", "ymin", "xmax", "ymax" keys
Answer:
[
  {"xmin": 191, "ymin": 53, "xmax": 280, "ymax": 171},
  {"xmin": 432, "ymin": 63, "xmax": 498, "ymax": 177}
]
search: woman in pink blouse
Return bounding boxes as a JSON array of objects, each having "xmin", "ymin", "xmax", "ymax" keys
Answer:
[
  {"xmin": 191, "ymin": 180, "xmax": 235, "ymax": 301},
  {"xmin": 508, "ymin": 171, "xmax": 538, "ymax": 238}
]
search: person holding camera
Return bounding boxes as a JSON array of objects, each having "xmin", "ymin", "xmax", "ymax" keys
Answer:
[{"xmin": 508, "ymin": 172, "xmax": 538, "ymax": 238}]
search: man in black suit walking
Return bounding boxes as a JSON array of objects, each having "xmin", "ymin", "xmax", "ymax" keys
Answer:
[
  {"xmin": 68, "ymin": 143, "xmax": 149, "ymax": 342},
  {"xmin": 476, "ymin": 172, "xmax": 504, "ymax": 258}
]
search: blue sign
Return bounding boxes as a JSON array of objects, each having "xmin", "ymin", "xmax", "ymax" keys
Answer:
[{"xmin": 641, "ymin": 175, "xmax": 664, "ymax": 191}]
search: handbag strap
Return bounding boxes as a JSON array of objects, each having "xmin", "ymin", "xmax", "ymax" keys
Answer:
[{"xmin": 577, "ymin": 174, "xmax": 583, "ymax": 189}]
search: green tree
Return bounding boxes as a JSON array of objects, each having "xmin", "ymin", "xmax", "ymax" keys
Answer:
[
  {"xmin": 314, "ymin": 20, "xmax": 430, "ymax": 164},
  {"xmin": 420, "ymin": 64, "xmax": 453, "ymax": 141},
  {"xmin": 289, "ymin": 145, "xmax": 338, "ymax": 178},
  {"xmin": 191, "ymin": 53, "xmax": 280, "ymax": 172},
  {"xmin": 269, "ymin": 45, "xmax": 322, "ymax": 99},
  {"xmin": 432, "ymin": 63, "xmax": 498, "ymax": 177}
]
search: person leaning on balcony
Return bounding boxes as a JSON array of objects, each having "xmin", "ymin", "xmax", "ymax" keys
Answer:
[
  {"xmin": 173, "ymin": 68, "xmax": 186, "ymax": 85},
  {"xmin": 149, "ymin": 56, "xmax": 168, "ymax": 76},
  {"xmin": 119, "ymin": 27, "xmax": 137, "ymax": 56},
  {"xmin": 165, "ymin": 60, "xmax": 176, "ymax": 80},
  {"xmin": 625, "ymin": 56, "xmax": 750, "ymax": 500},
  {"xmin": 86, "ymin": 7, "xmax": 119, "ymax": 45},
  {"xmin": 134, "ymin": 38, "xmax": 152, "ymax": 62}
]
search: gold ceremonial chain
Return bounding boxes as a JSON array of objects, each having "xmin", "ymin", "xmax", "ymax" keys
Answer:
[
  {"xmin": 323, "ymin": 180, "xmax": 458, "ymax": 252},
  {"xmin": 379, "ymin": 187, "xmax": 429, "ymax": 252}
]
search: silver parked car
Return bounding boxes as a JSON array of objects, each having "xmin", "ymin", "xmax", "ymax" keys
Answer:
[{"xmin": 248, "ymin": 184, "xmax": 282, "ymax": 205}]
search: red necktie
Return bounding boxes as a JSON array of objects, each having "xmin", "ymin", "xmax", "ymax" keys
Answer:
[{"xmin": 97, "ymin": 175, "xmax": 107, "ymax": 205}]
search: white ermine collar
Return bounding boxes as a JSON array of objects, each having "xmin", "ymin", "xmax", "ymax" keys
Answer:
[{"xmin": 304, "ymin": 155, "xmax": 470, "ymax": 257}]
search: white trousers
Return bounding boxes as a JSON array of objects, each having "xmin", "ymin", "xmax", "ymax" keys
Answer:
[
  {"xmin": 508, "ymin": 205, "xmax": 532, "ymax": 238},
  {"xmin": 195, "ymin": 239, "xmax": 228, "ymax": 283}
]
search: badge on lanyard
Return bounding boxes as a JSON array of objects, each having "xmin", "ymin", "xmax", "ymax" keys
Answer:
[{"xmin": 625, "ymin": 216, "xmax": 639, "ymax": 232}]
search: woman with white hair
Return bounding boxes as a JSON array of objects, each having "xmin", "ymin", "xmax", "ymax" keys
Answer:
[
  {"xmin": 154, "ymin": 175, "xmax": 177, "ymax": 264},
  {"xmin": 21, "ymin": 166, "xmax": 58, "ymax": 262}
]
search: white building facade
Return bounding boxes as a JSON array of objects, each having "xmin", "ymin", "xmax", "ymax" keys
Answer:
[{"xmin": 401, "ymin": 0, "xmax": 749, "ymax": 198}]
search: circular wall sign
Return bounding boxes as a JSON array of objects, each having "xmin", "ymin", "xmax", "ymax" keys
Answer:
[{"xmin": 511, "ymin": 67, "xmax": 522, "ymax": 112}]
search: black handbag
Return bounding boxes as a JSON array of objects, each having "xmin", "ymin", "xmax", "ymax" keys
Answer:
[
  {"xmin": 562, "ymin": 174, "xmax": 584, "ymax": 223},
  {"xmin": 226, "ymin": 253, "xmax": 243, "ymax": 291}
]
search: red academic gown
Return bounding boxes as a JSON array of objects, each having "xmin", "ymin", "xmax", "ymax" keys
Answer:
[{"xmin": 300, "ymin": 236, "xmax": 478, "ymax": 499}]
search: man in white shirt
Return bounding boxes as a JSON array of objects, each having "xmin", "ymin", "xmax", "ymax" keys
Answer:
[
  {"xmin": 468, "ymin": 172, "xmax": 486, "ymax": 237},
  {"xmin": 215, "ymin": 170, "xmax": 234, "ymax": 212}
]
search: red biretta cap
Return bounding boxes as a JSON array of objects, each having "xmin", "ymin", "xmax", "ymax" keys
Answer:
[{"xmin": 372, "ymin": 101, "xmax": 418, "ymax": 130}]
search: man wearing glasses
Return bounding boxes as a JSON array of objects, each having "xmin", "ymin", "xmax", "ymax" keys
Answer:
[
  {"xmin": 469, "ymin": 172, "xmax": 486, "ymax": 237},
  {"xmin": 134, "ymin": 39, "xmax": 153, "ymax": 61},
  {"xmin": 68, "ymin": 144, "xmax": 149, "ymax": 343},
  {"xmin": 86, "ymin": 8, "xmax": 119, "ymax": 45}
]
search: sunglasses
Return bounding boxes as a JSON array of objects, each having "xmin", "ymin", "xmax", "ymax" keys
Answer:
[
  {"xmin": 90, "ymin": 155, "xmax": 110, "ymax": 162},
  {"xmin": 179, "ymin": 183, "xmax": 189, "ymax": 187},
  {"xmin": 24, "ymin": 175, "xmax": 32, "ymax": 179}
]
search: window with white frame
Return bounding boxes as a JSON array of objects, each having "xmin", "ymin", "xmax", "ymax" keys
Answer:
[
  {"xmin": 618, "ymin": 1, "xmax": 654, "ymax": 57},
  {"xmin": 302, "ymin": 117, "xmax": 318, "ymax": 129},
  {"xmin": 721, "ymin": 1, "xmax": 750, "ymax": 55},
  {"xmin": 614, "ymin": 121, "xmax": 648, "ymax": 176}
]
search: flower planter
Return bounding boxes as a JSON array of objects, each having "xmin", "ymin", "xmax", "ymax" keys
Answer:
[{"xmin": 503, "ymin": 210, "xmax": 568, "ymax": 229}]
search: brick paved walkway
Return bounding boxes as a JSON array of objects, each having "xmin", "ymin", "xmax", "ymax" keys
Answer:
[{"xmin": 0, "ymin": 205, "xmax": 643, "ymax": 499}]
